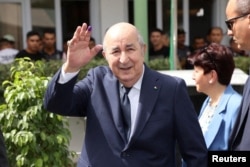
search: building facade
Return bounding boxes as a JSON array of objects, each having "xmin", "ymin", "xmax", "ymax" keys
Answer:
[{"xmin": 0, "ymin": 0, "xmax": 229, "ymax": 53}]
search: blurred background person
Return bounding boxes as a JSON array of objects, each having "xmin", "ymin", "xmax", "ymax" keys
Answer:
[
  {"xmin": 89, "ymin": 37, "xmax": 96, "ymax": 49},
  {"xmin": 15, "ymin": 30, "xmax": 44, "ymax": 61},
  {"xmin": 188, "ymin": 43, "xmax": 242, "ymax": 150},
  {"xmin": 149, "ymin": 28, "xmax": 169, "ymax": 60},
  {"xmin": 187, "ymin": 36, "xmax": 207, "ymax": 69},
  {"xmin": 89, "ymin": 36, "xmax": 102, "ymax": 59},
  {"xmin": 162, "ymin": 32, "xmax": 169, "ymax": 47},
  {"xmin": 0, "ymin": 38, "xmax": 18, "ymax": 64},
  {"xmin": 62, "ymin": 36, "xmax": 72, "ymax": 61},
  {"xmin": 206, "ymin": 27, "xmax": 224, "ymax": 44},
  {"xmin": 190, "ymin": 36, "xmax": 207, "ymax": 53},
  {"xmin": 41, "ymin": 29, "xmax": 63, "ymax": 61},
  {"xmin": 2, "ymin": 34, "xmax": 16, "ymax": 49},
  {"xmin": 177, "ymin": 28, "xmax": 191, "ymax": 69}
]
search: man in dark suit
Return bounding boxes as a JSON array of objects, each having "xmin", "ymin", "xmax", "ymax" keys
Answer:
[
  {"xmin": 226, "ymin": 0, "xmax": 250, "ymax": 150},
  {"xmin": 44, "ymin": 22, "xmax": 207, "ymax": 167}
]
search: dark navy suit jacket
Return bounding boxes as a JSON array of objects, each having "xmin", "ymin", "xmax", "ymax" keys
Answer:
[
  {"xmin": 44, "ymin": 65, "xmax": 207, "ymax": 167},
  {"xmin": 229, "ymin": 76, "xmax": 250, "ymax": 150}
]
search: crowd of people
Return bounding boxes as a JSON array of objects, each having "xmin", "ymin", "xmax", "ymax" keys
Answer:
[
  {"xmin": 0, "ymin": 29, "xmax": 67, "ymax": 65},
  {"xmin": 148, "ymin": 25, "xmax": 249, "ymax": 70},
  {"xmin": 1, "ymin": 0, "xmax": 250, "ymax": 166},
  {"xmin": 0, "ymin": 24, "xmax": 248, "ymax": 67}
]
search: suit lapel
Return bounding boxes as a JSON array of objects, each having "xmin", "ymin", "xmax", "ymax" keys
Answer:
[
  {"xmin": 204, "ymin": 86, "xmax": 234, "ymax": 148},
  {"xmin": 126, "ymin": 67, "xmax": 161, "ymax": 148},
  {"xmin": 103, "ymin": 76, "xmax": 127, "ymax": 143},
  {"xmin": 204, "ymin": 104, "xmax": 224, "ymax": 148},
  {"xmin": 233, "ymin": 77, "xmax": 250, "ymax": 141}
]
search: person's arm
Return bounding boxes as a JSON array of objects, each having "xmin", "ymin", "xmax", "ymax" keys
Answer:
[
  {"xmin": 58, "ymin": 64, "xmax": 79, "ymax": 84},
  {"xmin": 43, "ymin": 23, "xmax": 102, "ymax": 116}
]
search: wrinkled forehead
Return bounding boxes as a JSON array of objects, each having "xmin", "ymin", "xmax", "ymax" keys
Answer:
[{"xmin": 105, "ymin": 35, "xmax": 139, "ymax": 51}]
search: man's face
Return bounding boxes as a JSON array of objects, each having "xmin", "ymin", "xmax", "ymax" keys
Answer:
[
  {"xmin": 103, "ymin": 23, "xmax": 145, "ymax": 87},
  {"xmin": 177, "ymin": 34, "xmax": 186, "ymax": 46},
  {"xmin": 150, "ymin": 32, "xmax": 162, "ymax": 47},
  {"xmin": 27, "ymin": 35, "xmax": 41, "ymax": 53},
  {"xmin": 43, "ymin": 33, "xmax": 56, "ymax": 49},
  {"xmin": 194, "ymin": 38, "xmax": 206, "ymax": 50},
  {"xmin": 209, "ymin": 29, "xmax": 223, "ymax": 44},
  {"xmin": 226, "ymin": 0, "xmax": 250, "ymax": 51}
]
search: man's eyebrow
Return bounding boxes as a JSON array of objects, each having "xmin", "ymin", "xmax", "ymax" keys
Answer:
[
  {"xmin": 110, "ymin": 43, "xmax": 135, "ymax": 50},
  {"xmin": 125, "ymin": 43, "xmax": 135, "ymax": 48},
  {"xmin": 110, "ymin": 46, "xmax": 120, "ymax": 51}
]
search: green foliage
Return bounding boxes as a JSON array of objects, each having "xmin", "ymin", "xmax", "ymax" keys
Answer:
[
  {"xmin": 148, "ymin": 58, "xmax": 169, "ymax": 70},
  {"xmin": 0, "ymin": 58, "xmax": 76, "ymax": 167},
  {"xmin": 234, "ymin": 56, "xmax": 250, "ymax": 74},
  {"xmin": 0, "ymin": 64, "xmax": 12, "ymax": 104}
]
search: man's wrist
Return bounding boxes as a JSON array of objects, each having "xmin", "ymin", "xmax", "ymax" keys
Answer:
[
  {"xmin": 63, "ymin": 63, "xmax": 81, "ymax": 73},
  {"xmin": 58, "ymin": 64, "xmax": 80, "ymax": 84}
]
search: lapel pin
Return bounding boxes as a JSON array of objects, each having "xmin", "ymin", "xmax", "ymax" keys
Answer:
[{"xmin": 154, "ymin": 86, "xmax": 158, "ymax": 90}]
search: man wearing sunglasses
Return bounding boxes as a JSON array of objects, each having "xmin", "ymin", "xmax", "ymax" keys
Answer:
[{"xmin": 226, "ymin": 0, "xmax": 250, "ymax": 151}]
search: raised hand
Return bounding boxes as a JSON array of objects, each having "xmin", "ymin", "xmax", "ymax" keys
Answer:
[{"xmin": 64, "ymin": 23, "xmax": 103, "ymax": 73}]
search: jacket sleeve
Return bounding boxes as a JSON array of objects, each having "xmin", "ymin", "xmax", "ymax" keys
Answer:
[{"xmin": 43, "ymin": 69, "xmax": 89, "ymax": 117}]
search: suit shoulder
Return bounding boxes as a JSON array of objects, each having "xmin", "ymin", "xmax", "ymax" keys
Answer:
[
  {"xmin": 227, "ymin": 86, "xmax": 242, "ymax": 100},
  {"xmin": 89, "ymin": 65, "xmax": 110, "ymax": 74},
  {"xmin": 86, "ymin": 65, "xmax": 115, "ymax": 79},
  {"xmin": 153, "ymin": 70, "xmax": 185, "ymax": 84}
]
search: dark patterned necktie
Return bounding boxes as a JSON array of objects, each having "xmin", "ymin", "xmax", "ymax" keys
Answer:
[{"xmin": 121, "ymin": 87, "xmax": 131, "ymax": 140}]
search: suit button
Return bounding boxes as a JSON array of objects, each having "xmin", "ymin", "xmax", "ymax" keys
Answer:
[{"xmin": 121, "ymin": 151, "xmax": 130, "ymax": 157}]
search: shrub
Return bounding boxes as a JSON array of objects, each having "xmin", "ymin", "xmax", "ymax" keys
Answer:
[
  {"xmin": 234, "ymin": 56, "xmax": 250, "ymax": 74},
  {"xmin": 0, "ymin": 58, "xmax": 75, "ymax": 167},
  {"xmin": 148, "ymin": 58, "xmax": 169, "ymax": 70}
]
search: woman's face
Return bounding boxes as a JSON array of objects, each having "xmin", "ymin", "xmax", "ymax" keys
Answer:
[{"xmin": 192, "ymin": 66, "xmax": 212, "ymax": 94}]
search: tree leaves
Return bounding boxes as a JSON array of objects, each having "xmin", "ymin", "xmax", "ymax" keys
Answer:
[{"xmin": 0, "ymin": 58, "xmax": 75, "ymax": 167}]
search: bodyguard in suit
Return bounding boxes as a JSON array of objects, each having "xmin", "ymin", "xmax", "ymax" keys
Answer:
[
  {"xmin": 44, "ymin": 22, "xmax": 207, "ymax": 167},
  {"xmin": 226, "ymin": 0, "xmax": 250, "ymax": 150}
]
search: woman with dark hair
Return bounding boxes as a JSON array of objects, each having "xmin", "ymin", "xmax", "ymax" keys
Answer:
[{"xmin": 188, "ymin": 42, "xmax": 242, "ymax": 150}]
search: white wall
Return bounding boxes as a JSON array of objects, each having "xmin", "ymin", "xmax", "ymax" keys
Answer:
[{"xmin": 99, "ymin": 0, "xmax": 128, "ymax": 43}]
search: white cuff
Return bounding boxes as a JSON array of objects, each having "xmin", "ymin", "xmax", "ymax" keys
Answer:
[{"xmin": 58, "ymin": 64, "xmax": 79, "ymax": 84}]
